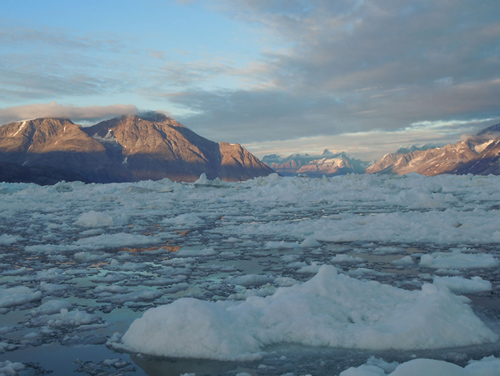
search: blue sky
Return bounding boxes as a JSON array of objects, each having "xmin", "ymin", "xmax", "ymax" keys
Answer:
[{"xmin": 1, "ymin": 0, "xmax": 500, "ymax": 160}]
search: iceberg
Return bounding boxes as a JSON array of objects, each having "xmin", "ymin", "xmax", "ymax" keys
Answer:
[{"xmin": 121, "ymin": 265, "xmax": 498, "ymax": 361}]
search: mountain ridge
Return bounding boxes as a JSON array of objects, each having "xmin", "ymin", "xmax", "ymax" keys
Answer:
[
  {"xmin": 366, "ymin": 124, "xmax": 500, "ymax": 176},
  {"xmin": 0, "ymin": 114, "xmax": 274, "ymax": 184},
  {"xmin": 262, "ymin": 149, "xmax": 368, "ymax": 176}
]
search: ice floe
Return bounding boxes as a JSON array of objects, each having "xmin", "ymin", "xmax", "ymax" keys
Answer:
[
  {"xmin": 119, "ymin": 265, "xmax": 498, "ymax": 361},
  {"xmin": 340, "ymin": 356, "xmax": 500, "ymax": 376}
]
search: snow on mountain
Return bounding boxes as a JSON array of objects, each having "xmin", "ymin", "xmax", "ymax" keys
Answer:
[
  {"xmin": 263, "ymin": 149, "xmax": 368, "ymax": 176},
  {"xmin": 367, "ymin": 123, "xmax": 500, "ymax": 176},
  {"xmin": 0, "ymin": 114, "xmax": 274, "ymax": 183}
]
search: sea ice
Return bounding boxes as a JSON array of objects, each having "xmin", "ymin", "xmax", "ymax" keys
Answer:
[
  {"xmin": 29, "ymin": 308, "xmax": 104, "ymax": 329},
  {"xmin": 390, "ymin": 256, "xmax": 415, "ymax": 266},
  {"xmin": 74, "ymin": 233, "xmax": 158, "ymax": 249},
  {"xmin": 0, "ymin": 286, "xmax": 41, "ymax": 309},
  {"xmin": 74, "ymin": 211, "xmax": 114, "ymax": 227},
  {"xmin": 0, "ymin": 234, "xmax": 22, "ymax": 245},
  {"xmin": 339, "ymin": 356, "xmax": 500, "ymax": 376},
  {"xmin": 420, "ymin": 250, "xmax": 500, "ymax": 269},
  {"xmin": 433, "ymin": 276, "xmax": 492, "ymax": 294},
  {"xmin": 331, "ymin": 254, "xmax": 365, "ymax": 263},
  {"xmin": 0, "ymin": 360, "xmax": 25, "ymax": 375},
  {"xmin": 225, "ymin": 274, "xmax": 274, "ymax": 287},
  {"xmin": 120, "ymin": 265, "xmax": 498, "ymax": 361}
]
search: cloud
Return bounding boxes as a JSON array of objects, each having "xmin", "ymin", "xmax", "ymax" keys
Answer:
[
  {"xmin": 2, "ymin": 0, "xmax": 500, "ymax": 160},
  {"xmin": 244, "ymin": 116, "xmax": 500, "ymax": 161},
  {"xmin": 159, "ymin": 0, "xmax": 500, "ymax": 158},
  {"xmin": 0, "ymin": 25, "xmax": 138, "ymax": 102},
  {"xmin": 155, "ymin": 59, "xmax": 238, "ymax": 88},
  {"xmin": 0, "ymin": 103, "xmax": 138, "ymax": 125}
]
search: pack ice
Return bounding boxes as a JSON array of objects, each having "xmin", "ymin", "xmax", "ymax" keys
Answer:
[
  {"xmin": 1, "ymin": 173, "xmax": 500, "ymax": 374},
  {"xmin": 120, "ymin": 265, "xmax": 497, "ymax": 361}
]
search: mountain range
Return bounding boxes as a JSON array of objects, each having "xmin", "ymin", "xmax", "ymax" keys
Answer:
[
  {"xmin": 2, "ymin": 114, "xmax": 500, "ymax": 184},
  {"xmin": 367, "ymin": 123, "xmax": 500, "ymax": 176},
  {"xmin": 262, "ymin": 123, "xmax": 500, "ymax": 177},
  {"xmin": 0, "ymin": 113, "xmax": 274, "ymax": 184},
  {"xmin": 262, "ymin": 149, "xmax": 369, "ymax": 177}
]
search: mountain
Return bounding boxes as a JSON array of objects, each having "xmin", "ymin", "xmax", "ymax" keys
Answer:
[
  {"xmin": 394, "ymin": 144, "xmax": 440, "ymax": 154},
  {"xmin": 449, "ymin": 138, "xmax": 500, "ymax": 175},
  {"xmin": 477, "ymin": 122, "xmax": 500, "ymax": 136},
  {"xmin": 262, "ymin": 149, "xmax": 368, "ymax": 176},
  {"xmin": 0, "ymin": 117, "xmax": 123, "ymax": 182},
  {"xmin": 367, "ymin": 124, "xmax": 500, "ymax": 176},
  {"xmin": 0, "ymin": 114, "xmax": 274, "ymax": 184}
]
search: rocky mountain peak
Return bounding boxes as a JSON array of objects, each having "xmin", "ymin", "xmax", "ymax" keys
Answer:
[
  {"xmin": 367, "ymin": 122, "xmax": 500, "ymax": 176},
  {"xmin": 0, "ymin": 114, "xmax": 274, "ymax": 184}
]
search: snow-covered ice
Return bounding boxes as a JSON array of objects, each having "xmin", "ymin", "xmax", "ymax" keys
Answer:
[
  {"xmin": 339, "ymin": 356, "xmax": 500, "ymax": 376},
  {"xmin": 0, "ymin": 173, "xmax": 499, "ymax": 374},
  {"xmin": 120, "ymin": 265, "xmax": 497, "ymax": 361}
]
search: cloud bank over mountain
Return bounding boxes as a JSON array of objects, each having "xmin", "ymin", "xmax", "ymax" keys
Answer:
[{"xmin": 1, "ymin": 0, "xmax": 500, "ymax": 159}]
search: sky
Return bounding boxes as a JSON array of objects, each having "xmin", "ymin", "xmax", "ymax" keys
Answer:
[{"xmin": 1, "ymin": 0, "xmax": 500, "ymax": 161}]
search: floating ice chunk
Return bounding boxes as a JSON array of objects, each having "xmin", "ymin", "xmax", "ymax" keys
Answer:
[
  {"xmin": 340, "ymin": 356, "xmax": 500, "ymax": 376},
  {"xmin": 25, "ymin": 244, "xmax": 78, "ymax": 253},
  {"xmin": 273, "ymin": 276, "xmax": 297, "ymax": 287},
  {"xmin": 31, "ymin": 300, "xmax": 73, "ymax": 316},
  {"xmin": 96, "ymin": 290, "xmax": 161, "ymax": 305},
  {"xmin": 176, "ymin": 247, "xmax": 217, "ymax": 257},
  {"xmin": 106, "ymin": 260, "xmax": 150, "ymax": 271},
  {"xmin": 281, "ymin": 254, "xmax": 299, "ymax": 262},
  {"xmin": 420, "ymin": 251, "xmax": 500, "ymax": 269},
  {"xmin": 75, "ymin": 211, "xmax": 114, "ymax": 227},
  {"xmin": 29, "ymin": 309, "xmax": 104, "ymax": 328},
  {"xmin": 390, "ymin": 256, "xmax": 415, "ymax": 266},
  {"xmin": 394, "ymin": 185, "xmax": 455, "ymax": 208},
  {"xmin": 296, "ymin": 262, "xmax": 322, "ymax": 274},
  {"xmin": 265, "ymin": 240, "xmax": 299, "ymax": 249},
  {"xmin": 373, "ymin": 246, "xmax": 404, "ymax": 255},
  {"xmin": 2, "ymin": 267, "xmax": 29, "ymax": 276},
  {"xmin": 433, "ymin": 276, "xmax": 492, "ymax": 294},
  {"xmin": 163, "ymin": 213, "xmax": 204, "ymax": 227},
  {"xmin": 300, "ymin": 237, "xmax": 321, "ymax": 248},
  {"xmin": 164, "ymin": 283, "xmax": 190, "ymax": 294},
  {"xmin": 0, "ymin": 360, "xmax": 25, "ymax": 375},
  {"xmin": 39, "ymin": 282, "xmax": 69, "ymax": 294},
  {"xmin": 142, "ymin": 276, "xmax": 187, "ymax": 286},
  {"xmin": 163, "ymin": 257, "xmax": 196, "ymax": 266},
  {"xmin": 226, "ymin": 274, "xmax": 274, "ymax": 287},
  {"xmin": 464, "ymin": 356, "xmax": 500, "ymax": 375},
  {"xmin": 194, "ymin": 173, "xmax": 227, "ymax": 188},
  {"xmin": 0, "ymin": 234, "xmax": 23, "ymax": 245},
  {"xmin": 348, "ymin": 268, "xmax": 393, "ymax": 277},
  {"xmin": 94, "ymin": 285, "xmax": 130, "ymax": 294},
  {"xmin": 74, "ymin": 233, "xmax": 158, "ymax": 249},
  {"xmin": 74, "ymin": 251, "xmax": 109, "ymax": 262},
  {"xmin": 36, "ymin": 268, "xmax": 65, "ymax": 281},
  {"xmin": 0, "ymin": 286, "xmax": 41, "ymax": 309},
  {"xmin": 121, "ymin": 265, "xmax": 498, "ymax": 361},
  {"xmin": 331, "ymin": 254, "xmax": 365, "ymax": 263}
]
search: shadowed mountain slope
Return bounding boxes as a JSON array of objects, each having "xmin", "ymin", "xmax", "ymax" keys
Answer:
[
  {"xmin": 367, "ymin": 123, "xmax": 500, "ymax": 176},
  {"xmin": 0, "ymin": 114, "xmax": 274, "ymax": 184}
]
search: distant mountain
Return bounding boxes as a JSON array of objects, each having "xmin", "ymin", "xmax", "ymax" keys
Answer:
[
  {"xmin": 367, "ymin": 123, "xmax": 500, "ymax": 176},
  {"xmin": 395, "ymin": 144, "xmax": 441, "ymax": 155},
  {"xmin": 477, "ymin": 122, "xmax": 500, "ymax": 136},
  {"xmin": 0, "ymin": 114, "xmax": 274, "ymax": 184},
  {"xmin": 262, "ymin": 149, "xmax": 368, "ymax": 176},
  {"xmin": 449, "ymin": 138, "xmax": 500, "ymax": 175}
]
